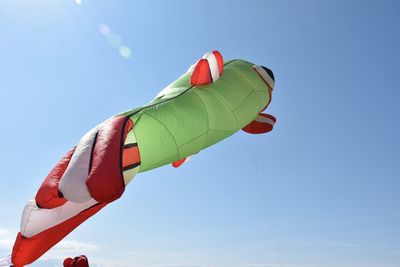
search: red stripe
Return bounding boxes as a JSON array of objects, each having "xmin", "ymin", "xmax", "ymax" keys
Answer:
[
  {"xmin": 122, "ymin": 146, "xmax": 140, "ymax": 168},
  {"xmin": 35, "ymin": 147, "xmax": 76, "ymax": 209},
  {"xmin": 11, "ymin": 203, "xmax": 106, "ymax": 267},
  {"xmin": 86, "ymin": 116, "xmax": 128, "ymax": 203},
  {"xmin": 190, "ymin": 59, "xmax": 212, "ymax": 85},
  {"xmin": 242, "ymin": 113, "xmax": 276, "ymax": 134},
  {"xmin": 172, "ymin": 158, "xmax": 186, "ymax": 168},
  {"xmin": 212, "ymin": 50, "xmax": 224, "ymax": 75}
]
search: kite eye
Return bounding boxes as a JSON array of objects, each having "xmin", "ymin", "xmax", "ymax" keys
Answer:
[{"xmin": 253, "ymin": 65, "xmax": 275, "ymax": 91}]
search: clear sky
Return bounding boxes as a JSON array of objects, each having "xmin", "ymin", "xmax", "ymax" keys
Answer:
[{"xmin": 0, "ymin": 1, "xmax": 399, "ymax": 267}]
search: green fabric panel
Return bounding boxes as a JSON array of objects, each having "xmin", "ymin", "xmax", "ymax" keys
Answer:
[
  {"xmin": 256, "ymin": 91, "xmax": 269, "ymax": 108},
  {"xmin": 206, "ymin": 129, "xmax": 237, "ymax": 147},
  {"xmin": 124, "ymin": 59, "xmax": 271, "ymax": 172},
  {"xmin": 208, "ymin": 68, "xmax": 254, "ymax": 111},
  {"xmin": 192, "ymin": 89, "xmax": 238, "ymax": 131},
  {"xmin": 151, "ymin": 72, "xmax": 192, "ymax": 103},
  {"xmin": 178, "ymin": 133, "xmax": 209, "ymax": 159},
  {"xmin": 143, "ymin": 91, "xmax": 209, "ymax": 148},
  {"xmin": 133, "ymin": 113, "xmax": 179, "ymax": 171},
  {"xmin": 125, "ymin": 128, "xmax": 137, "ymax": 144},
  {"xmin": 234, "ymin": 91, "xmax": 262, "ymax": 126}
]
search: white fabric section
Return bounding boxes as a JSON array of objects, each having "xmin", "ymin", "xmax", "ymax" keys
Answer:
[
  {"xmin": 201, "ymin": 52, "xmax": 211, "ymax": 59},
  {"xmin": 125, "ymin": 129, "xmax": 137, "ymax": 144},
  {"xmin": 59, "ymin": 126, "xmax": 99, "ymax": 203},
  {"xmin": 206, "ymin": 53, "xmax": 220, "ymax": 81},
  {"xmin": 255, "ymin": 116, "xmax": 275, "ymax": 126},
  {"xmin": 123, "ymin": 166, "xmax": 140, "ymax": 185},
  {"xmin": 20, "ymin": 199, "xmax": 98, "ymax": 238},
  {"xmin": 253, "ymin": 65, "xmax": 275, "ymax": 90},
  {"xmin": 185, "ymin": 155, "xmax": 194, "ymax": 163},
  {"xmin": 187, "ymin": 60, "xmax": 199, "ymax": 73},
  {"xmin": 0, "ymin": 255, "xmax": 12, "ymax": 267}
]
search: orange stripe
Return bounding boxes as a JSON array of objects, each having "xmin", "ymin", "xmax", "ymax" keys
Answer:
[{"xmin": 122, "ymin": 146, "xmax": 140, "ymax": 168}]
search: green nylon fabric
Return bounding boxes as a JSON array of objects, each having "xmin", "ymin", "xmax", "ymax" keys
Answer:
[{"xmin": 119, "ymin": 59, "xmax": 270, "ymax": 172}]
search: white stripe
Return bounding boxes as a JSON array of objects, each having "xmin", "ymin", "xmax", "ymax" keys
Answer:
[
  {"xmin": 206, "ymin": 53, "xmax": 220, "ymax": 81},
  {"xmin": 59, "ymin": 126, "xmax": 98, "ymax": 203},
  {"xmin": 187, "ymin": 60, "xmax": 199, "ymax": 73},
  {"xmin": 201, "ymin": 52, "xmax": 210, "ymax": 59},
  {"xmin": 255, "ymin": 116, "xmax": 275, "ymax": 126},
  {"xmin": 123, "ymin": 165, "xmax": 140, "ymax": 185},
  {"xmin": 253, "ymin": 65, "xmax": 275, "ymax": 90},
  {"xmin": 20, "ymin": 199, "xmax": 98, "ymax": 238}
]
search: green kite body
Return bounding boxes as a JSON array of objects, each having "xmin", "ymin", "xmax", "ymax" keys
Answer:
[{"xmin": 121, "ymin": 59, "xmax": 273, "ymax": 173}]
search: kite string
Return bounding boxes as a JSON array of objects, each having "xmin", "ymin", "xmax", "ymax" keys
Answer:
[
  {"xmin": 252, "ymin": 138, "xmax": 284, "ymax": 265},
  {"xmin": 228, "ymin": 1, "xmax": 283, "ymax": 262},
  {"xmin": 228, "ymin": 0, "xmax": 242, "ymax": 54}
]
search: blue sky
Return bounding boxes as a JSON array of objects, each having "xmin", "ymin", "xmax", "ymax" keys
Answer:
[{"xmin": 0, "ymin": 0, "xmax": 399, "ymax": 266}]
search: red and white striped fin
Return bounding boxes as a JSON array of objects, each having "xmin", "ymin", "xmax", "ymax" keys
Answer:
[
  {"xmin": 190, "ymin": 50, "xmax": 224, "ymax": 86},
  {"xmin": 11, "ymin": 201, "xmax": 106, "ymax": 267},
  {"xmin": 172, "ymin": 155, "xmax": 194, "ymax": 168},
  {"xmin": 242, "ymin": 113, "xmax": 276, "ymax": 134},
  {"xmin": 253, "ymin": 65, "xmax": 275, "ymax": 91}
]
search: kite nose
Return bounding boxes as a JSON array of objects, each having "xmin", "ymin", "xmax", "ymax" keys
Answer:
[
  {"xmin": 261, "ymin": 66, "xmax": 275, "ymax": 82},
  {"xmin": 253, "ymin": 65, "xmax": 275, "ymax": 91}
]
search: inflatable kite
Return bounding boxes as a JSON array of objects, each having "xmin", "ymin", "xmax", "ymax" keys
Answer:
[{"xmin": 7, "ymin": 51, "xmax": 276, "ymax": 267}]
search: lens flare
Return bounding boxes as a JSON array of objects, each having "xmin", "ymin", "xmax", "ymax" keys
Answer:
[
  {"xmin": 107, "ymin": 33, "xmax": 122, "ymax": 48},
  {"xmin": 98, "ymin": 23, "xmax": 132, "ymax": 60},
  {"xmin": 119, "ymin": 46, "xmax": 132, "ymax": 59},
  {"xmin": 98, "ymin": 24, "xmax": 111, "ymax": 36}
]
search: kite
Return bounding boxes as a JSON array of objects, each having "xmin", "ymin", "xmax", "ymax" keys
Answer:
[{"xmin": 7, "ymin": 51, "xmax": 276, "ymax": 267}]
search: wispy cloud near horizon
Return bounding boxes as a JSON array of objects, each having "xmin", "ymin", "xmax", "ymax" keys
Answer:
[{"xmin": 0, "ymin": 229, "xmax": 11, "ymax": 238}]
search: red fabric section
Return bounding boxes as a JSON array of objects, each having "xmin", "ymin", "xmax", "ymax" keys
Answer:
[
  {"xmin": 64, "ymin": 257, "xmax": 73, "ymax": 267},
  {"xmin": 11, "ymin": 203, "xmax": 106, "ymax": 267},
  {"xmin": 212, "ymin": 50, "xmax": 224, "ymax": 75},
  {"xmin": 65, "ymin": 255, "xmax": 89, "ymax": 267},
  {"xmin": 35, "ymin": 147, "xmax": 76, "ymax": 209},
  {"xmin": 190, "ymin": 59, "xmax": 212, "ymax": 85},
  {"xmin": 74, "ymin": 256, "xmax": 89, "ymax": 267},
  {"xmin": 124, "ymin": 119, "xmax": 133, "ymax": 139},
  {"xmin": 242, "ymin": 113, "xmax": 276, "ymax": 134},
  {"xmin": 172, "ymin": 158, "xmax": 186, "ymax": 168},
  {"xmin": 86, "ymin": 116, "xmax": 128, "ymax": 203},
  {"xmin": 123, "ymin": 146, "xmax": 140, "ymax": 168}
]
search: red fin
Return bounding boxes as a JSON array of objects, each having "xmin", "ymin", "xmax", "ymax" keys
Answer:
[
  {"xmin": 35, "ymin": 147, "xmax": 76, "ymax": 209},
  {"xmin": 190, "ymin": 59, "xmax": 212, "ymax": 85},
  {"xmin": 172, "ymin": 158, "xmax": 187, "ymax": 168},
  {"xmin": 190, "ymin": 50, "xmax": 224, "ymax": 86},
  {"xmin": 11, "ymin": 203, "xmax": 106, "ymax": 267},
  {"xmin": 212, "ymin": 50, "xmax": 224, "ymax": 75},
  {"xmin": 172, "ymin": 154, "xmax": 196, "ymax": 168},
  {"xmin": 242, "ymin": 113, "xmax": 276, "ymax": 134}
]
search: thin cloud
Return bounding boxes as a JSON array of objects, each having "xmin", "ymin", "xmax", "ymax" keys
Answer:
[
  {"xmin": 323, "ymin": 240, "xmax": 398, "ymax": 249},
  {"xmin": 54, "ymin": 240, "xmax": 99, "ymax": 252},
  {"xmin": 245, "ymin": 264, "xmax": 318, "ymax": 267},
  {"xmin": 0, "ymin": 229, "xmax": 10, "ymax": 237},
  {"xmin": 39, "ymin": 240, "xmax": 100, "ymax": 262},
  {"xmin": 0, "ymin": 239, "xmax": 13, "ymax": 250}
]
